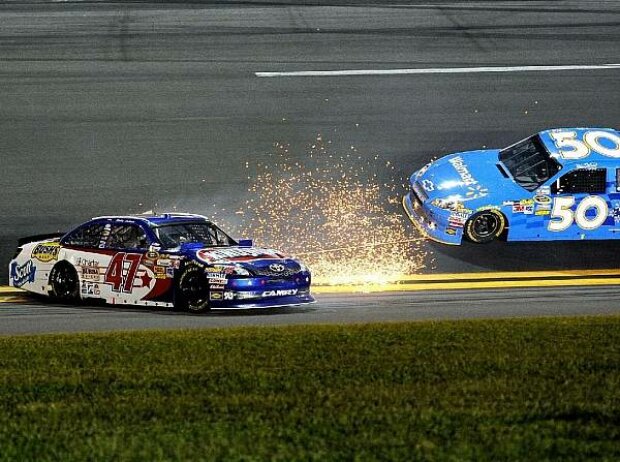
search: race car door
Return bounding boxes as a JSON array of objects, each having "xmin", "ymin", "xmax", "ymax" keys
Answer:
[{"xmin": 547, "ymin": 167, "xmax": 609, "ymax": 240}]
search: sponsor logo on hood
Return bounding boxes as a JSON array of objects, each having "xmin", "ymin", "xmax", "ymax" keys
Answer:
[
  {"xmin": 448, "ymin": 156, "xmax": 478, "ymax": 186},
  {"xmin": 196, "ymin": 247, "xmax": 282, "ymax": 263}
]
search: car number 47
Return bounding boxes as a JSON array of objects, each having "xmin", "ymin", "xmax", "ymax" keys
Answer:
[
  {"xmin": 104, "ymin": 252, "xmax": 142, "ymax": 293},
  {"xmin": 548, "ymin": 196, "xmax": 608, "ymax": 232}
]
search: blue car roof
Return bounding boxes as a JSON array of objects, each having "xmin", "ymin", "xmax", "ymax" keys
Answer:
[
  {"xmin": 537, "ymin": 127, "xmax": 620, "ymax": 166},
  {"xmin": 91, "ymin": 213, "xmax": 209, "ymax": 227}
]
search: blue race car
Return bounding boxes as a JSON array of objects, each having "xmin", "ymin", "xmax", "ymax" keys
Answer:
[
  {"xmin": 403, "ymin": 128, "xmax": 620, "ymax": 245},
  {"xmin": 9, "ymin": 213, "xmax": 314, "ymax": 312}
]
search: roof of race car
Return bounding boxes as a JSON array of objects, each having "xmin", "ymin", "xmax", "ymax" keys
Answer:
[
  {"xmin": 537, "ymin": 127, "xmax": 620, "ymax": 165},
  {"xmin": 91, "ymin": 213, "xmax": 210, "ymax": 227}
]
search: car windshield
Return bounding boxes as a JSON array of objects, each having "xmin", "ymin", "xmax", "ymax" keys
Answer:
[
  {"xmin": 154, "ymin": 222, "xmax": 237, "ymax": 248},
  {"xmin": 499, "ymin": 135, "xmax": 561, "ymax": 191}
]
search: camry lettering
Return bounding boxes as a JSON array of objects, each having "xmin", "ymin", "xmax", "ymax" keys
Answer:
[{"xmin": 262, "ymin": 289, "xmax": 298, "ymax": 297}]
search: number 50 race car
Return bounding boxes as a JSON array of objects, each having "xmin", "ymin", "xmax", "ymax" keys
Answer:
[
  {"xmin": 9, "ymin": 213, "xmax": 314, "ymax": 312},
  {"xmin": 404, "ymin": 127, "xmax": 620, "ymax": 245}
]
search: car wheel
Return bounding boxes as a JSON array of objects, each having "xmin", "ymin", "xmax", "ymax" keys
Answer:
[
  {"xmin": 49, "ymin": 262, "xmax": 79, "ymax": 302},
  {"xmin": 465, "ymin": 210, "xmax": 506, "ymax": 243},
  {"xmin": 176, "ymin": 265, "xmax": 210, "ymax": 313}
]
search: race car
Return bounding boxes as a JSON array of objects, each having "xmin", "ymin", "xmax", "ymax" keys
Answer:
[
  {"xmin": 403, "ymin": 127, "xmax": 620, "ymax": 245},
  {"xmin": 8, "ymin": 213, "xmax": 314, "ymax": 312}
]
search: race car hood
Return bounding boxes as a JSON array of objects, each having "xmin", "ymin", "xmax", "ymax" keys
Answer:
[
  {"xmin": 189, "ymin": 245, "xmax": 303, "ymax": 275},
  {"xmin": 412, "ymin": 150, "xmax": 525, "ymax": 206}
]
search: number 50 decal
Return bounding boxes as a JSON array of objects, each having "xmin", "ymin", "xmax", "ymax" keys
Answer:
[
  {"xmin": 550, "ymin": 130, "xmax": 620, "ymax": 160},
  {"xmin": 548, "ymin": 196, "xmax": 608, "ymax": 232}
]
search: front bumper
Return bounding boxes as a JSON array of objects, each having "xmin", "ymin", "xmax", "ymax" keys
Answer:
[
  {"xmin": 209, "ymin": 272, "xmax": 315, "ymax": 309},
  {"xmin": 402, "ymin": 192, "xmax": 462, "ymax": 245}
]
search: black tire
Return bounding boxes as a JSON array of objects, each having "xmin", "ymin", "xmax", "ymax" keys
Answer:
[
  {"xmin": 49, "ymin": 262, "xmax": 79, "ymax": 302},
  {"xmin": 175, "ymin": 265, "xmax": 210, "ymax": 313},
  {"xmin": 464, "ymin": 210, "xmax": 506, "ymax": 243}
]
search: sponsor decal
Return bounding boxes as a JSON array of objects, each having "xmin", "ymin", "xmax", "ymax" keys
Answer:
[
  {"xmin": 210, "ymin": 291, "xmax": 223, "ymax": 301},
  {"xmin": 261, "ymin": 289, "xmax": 298, "ymax": 297},
  {"xmin": 10, "ymin": 260, "xmax": 36, "ymax": 288},
  {"xmin": 609, "ymin": 200, "xmax": 620, "ymax": 224},
  {"xmin": 166, "ymin": 267, "xmax": 175, "ymax": 278},
  {"xmin": 448, "ymin": 156, "xmax": 477, "ymax": 186},
  {"xmin": 534, "ymin": 195, "xmax": 552, "ymax": 206},
  {"xmin": 536, "ymin": 186, "xmax": 551, "ymax": 196},
  {"xmin": 464, "ymin": 184, "xmax": 489, "ymax": 200},
  {"xmin": 154, "ymin": 266, "xmax": 167, "ymax": 279},
  {"xmin": 76, "ymin": 257, "xmax": 100, "ymax": 281},
  {"xmin": 268, "ymin": 263, "xmax": 285, "ymax": 273},
  {"xmin": 156, "ymin": 258, "xmax": 172, "ymax": 267},
  {"xmin": 535, "ymin": 209, "xmax": 551, "ymax": 216},
  {"xmin": 31, "ymin": 242, "xmax": 60, "ymax": 263},
  {"xmin": 208, "ymin": 277, "xmax": 227, "ymax": 286},
  {"xmin": 512, "ymin": 200, "xmax": 534, "ymax": 215},
  {"xmin": 197, "ymin": 247, "xmax": 281, "ymax": 263},
  {"xmin": 421, "ymin": 179, "xmax": 435, "ymax": 192},
  {"xmin": 145, "ymin": 250, "xmax": 159, "ymax": 260},
  {"xmin": 445, "ymin": 228, "xmax": 457, "ymax": 236},
  {"xmin": 576, "ymin": 162, "xmax": 598, "ymax": 170},
  {"xmin": 476, "ymin": 205, "xmax": 500, "ymax": 212},
  {"xmin": 448, "ymin": 211, "xmax": 469, "ymax": 228},
  {"xmin": 210, "ymin": 284, "xmax": 225, "ymax": 290},
  {"xmin": 81, "ymin": 281, "xmax": 100, "ymax": 296}
]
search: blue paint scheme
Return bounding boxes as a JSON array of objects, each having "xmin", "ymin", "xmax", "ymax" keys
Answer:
[
  {"xmin": 60, "ymin": 213, "xmax": 313, "ymax": 308},
  {"xmin": 404, "ymin": 128, "xmax": 620, "ymax": 244}
]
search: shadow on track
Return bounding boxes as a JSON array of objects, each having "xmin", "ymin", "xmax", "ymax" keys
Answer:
[
  {"xmin": 432, "ymin": 239, "xmax": 620, "ymax": 272},
  {"xmin": 23, "ymin": 294, "xmax": 316, "ymax": 317}
]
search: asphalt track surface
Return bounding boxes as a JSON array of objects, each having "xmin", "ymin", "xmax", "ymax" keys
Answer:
[
  {"xmin": 1, "ymin": 1, "xmax": 619, "ymax": 332},
  {"xmin": 1, "ymin": 286, "xmax": 619, "ymax": 335}
]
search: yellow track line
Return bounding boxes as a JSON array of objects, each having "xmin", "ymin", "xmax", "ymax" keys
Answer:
[
  {"xmin": 3, "ymin": 268, "xmax": 620, "ymax": 301},
  {"xmin": 0, "ymin": 287, "xmax": 25, "ymax": 294},
  {"xmin": 312, "ymin": 268, "xmax": 620, "ymax": 286},
  {"xmin": 313, "ymin": 276, "xmax": 620, "ymax": 294}
]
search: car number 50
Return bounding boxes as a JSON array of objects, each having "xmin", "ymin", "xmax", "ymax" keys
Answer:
[
  {"xmin": 548, "ymin": 196, "xmax": 608, "ymax": 232},
  {"xmin": 550, "ymin": 130, "xmax": 620, "ymax": 159}
]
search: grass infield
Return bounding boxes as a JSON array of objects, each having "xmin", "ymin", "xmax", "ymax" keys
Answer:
[{"xmin": 0, "ymin": 317, "xmax": 619, "ymax": 461}]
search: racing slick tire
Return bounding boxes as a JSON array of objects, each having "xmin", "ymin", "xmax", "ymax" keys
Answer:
[
  {"xmin": 49, "ymin": 262, "xmax": 80, "ymax": 302},
  {"xmin": 464, "ymin": 210, "xmax": 506, "ymax": 244},
  {"xmin": 175, "ymin": 265, "xmax": 211, "ymax": 313}
]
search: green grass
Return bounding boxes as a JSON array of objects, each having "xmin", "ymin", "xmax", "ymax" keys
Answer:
[{"xmin": 0, "ymin": 317, "xmax": 619, "ymax": 461}]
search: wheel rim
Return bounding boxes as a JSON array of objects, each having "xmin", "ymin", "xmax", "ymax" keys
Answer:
[
  {"xmin": 52, "ymin": 266, "xmax": 77, "ymax": 298},
  {"xmin": 180, "ymin": 272, "xmax": 208, "ymax": 310},
  {"xmin": 472, "ymin": 213, "xmax": 500, "ymax": 238}
]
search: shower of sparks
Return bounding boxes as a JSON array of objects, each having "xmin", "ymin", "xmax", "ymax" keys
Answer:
[{"xmin": 231, "ymin": 135, "xmax": 431, "ymax": 287}]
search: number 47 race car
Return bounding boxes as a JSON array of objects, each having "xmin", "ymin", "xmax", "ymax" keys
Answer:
[
  {"xmin": 404, "ymin": 127, "xmax": 620, "ymax": 245},
  {"xmin": 9, "ymin": 213, "xmax": 314, "ymax": 312}
]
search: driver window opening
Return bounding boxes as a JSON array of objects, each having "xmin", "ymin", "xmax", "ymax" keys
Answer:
[{"xmin": 107, "ymin": 224, "xmax": 149, "ymax": 250}]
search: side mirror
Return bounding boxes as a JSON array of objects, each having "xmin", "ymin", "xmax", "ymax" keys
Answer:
[{"xmin": 238, "ymin": 239, "xmax": 253, "ymax": 247}]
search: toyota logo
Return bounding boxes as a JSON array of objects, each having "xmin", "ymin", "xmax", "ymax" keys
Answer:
[{"xmin": 269, "ymin": 263, "xmax": 285, "ymax": 272}]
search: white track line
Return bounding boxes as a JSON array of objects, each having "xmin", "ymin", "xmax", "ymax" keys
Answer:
[{"xmin": 256, "ymin": 63, "xmax": 620, "ymax": 78}]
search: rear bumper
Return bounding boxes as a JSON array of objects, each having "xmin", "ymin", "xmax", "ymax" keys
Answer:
[{"xmin": 402, "ymin": 193, "xmax": 462, "ymax": 245}]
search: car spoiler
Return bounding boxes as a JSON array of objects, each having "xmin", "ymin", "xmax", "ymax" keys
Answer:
[{"xmin": 17, "ymin": 232, "xmax": 65, "ymax": 247}]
